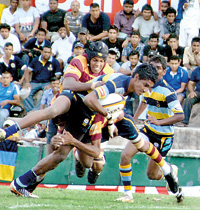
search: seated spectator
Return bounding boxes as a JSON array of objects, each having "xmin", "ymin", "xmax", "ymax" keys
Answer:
[
  {"xmin": 41, "ymin": 0, "xmax": 66, "ymax": 43},
  {"xmin": 22, "ymin": 28, "xmax": 51, "ymax": 65},
  {"xmin": 164, "ymin": 33, "xmax": 184, "ymax": 64},
  {"xmin": 64, "ymin": 0, "xmax": 84, "ymax": 38},
  {"xmin": 106, "ymin": 48, "xmax": 120, "ymax": 72},
  {"xmin": 114, "ymin": 0, "xmax": 137, "ymax": 39},
  {"xmin": 51, "ymin": 26, "xmax": 76, "ymax": 71},
  {"xmin": 160, "ymin": 7, "xmax": 180, "ymax": 45},
  {"xmin": 143, "ymin": 33, "xmax": 165, "ymax": 63},
  {"xmin": 40, "ymin": 77, "xmax": 60, "ymax": 109},
  {"xmin": 132, "ymin": 4, "xmax": 160, "ymax": 44},
  {"xmin": 82, "ymin": 3, "xmax": 110, "ymax": 41},
  {"xmin": 22, "ymin": 45, "xmax": 62, "ymax": 113},
  {"xmin": 0, "ymin": 0, "xmax": 20, "ymax": 34},
  {"xmin": 14, "ymin": 0, "xmax": 40, "ymax": 43},
  {"xmin": 119, "ymin": 50, "xmax": 142, "ymax": 75},
  {"xmin": 178, "ymin": 67, "xmax": 200, "ymax": 127},
  {"xmin": 0, "ymin": 23, "xmax": 21, "ymax": 56},
  {"xmin": 103, "ymin": 25, "xmax": 123, "ymax": 63},
  {"xmin": 0, "ymin": 70, "xmax": 20, "ymax": 128},
  {"xmin": 0, "ymin": 42, "xmax": 27, "ymax": 85},
  {"xmin": 156, "ymin": 0, "xmax": 170, "ymax": 26},
  {"xmin": 121, "ymin": 30, "xmax": 144, "ymax": 63},
  {"xmin": 183, "ymin": 37, "xmax": 200, "ymax": 77},
  {"xmin": 163, "ymin": 55, "xmax": 189, "ymax": 103}
]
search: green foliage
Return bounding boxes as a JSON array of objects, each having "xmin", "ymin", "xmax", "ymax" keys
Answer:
[{"xmin": 0, "ymin": 186, "xmax": 200, "ymax": 210}]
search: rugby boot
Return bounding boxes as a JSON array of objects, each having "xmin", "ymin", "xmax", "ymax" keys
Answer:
[
  {"xmin": 75, "ymin": 160, "xmax": 86, "ymax": 178},
  {"xmin": 25, "ymin": 177, "xmax": 44, "ymax": 193},
  {"xmin": 165, "ymin": 165, "xmax": 179, "ymax": 193},
  {"xmin": 87, "ymin": 169, "xmax": 100, "ymax": 184}
]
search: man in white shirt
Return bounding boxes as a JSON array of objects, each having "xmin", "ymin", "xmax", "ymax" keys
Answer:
[{"xmin": 0, "ymin": 23, "xmax": 21, "ymax": 56}]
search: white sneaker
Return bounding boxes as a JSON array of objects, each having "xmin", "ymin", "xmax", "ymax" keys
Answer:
[
  {"xmin": 115, "ymin": 194, "xmax": 134, "ymax": 203},
  {"xmin": 166, "ymin": 164, "xmax": 178, "ymax": 192}
]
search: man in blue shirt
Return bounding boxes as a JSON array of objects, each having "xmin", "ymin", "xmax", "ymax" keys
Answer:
[
  {"xmin": 0, "ymin": 70, "xmax": 20, "ymax": 128},
  {"xmin": 163, "ymin": 55, "xmax": 189, "ymax": 103}
]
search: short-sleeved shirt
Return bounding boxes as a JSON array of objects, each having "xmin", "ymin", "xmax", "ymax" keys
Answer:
[
  {"xmin": 190, "ymin": 67, "xmax": 200, "ymax": 92},
  {"xmin": 121, "ymin": 61, "xmax": 142, "ymax": 72},
  {"xmin": 132, "ymin": 16, "xmax": 160, "ymax": 38},
  {"xmin": 28, "ymin": 55, "xmax": 62, "ymax": 83},
  {"xmin": 143, "ymin": 45, "xmax": 165, "ymax": 57},
  {"xmin": 164, "ymin": 45, "xmax": 184, "ymax": 61},
  {"xmin": 160, "ymin": 19, "xmax": 180, "ymax": 37},
  {"xmin": 163, "ymin": 66, "xmax": 189, "ymax": 91},
  {"xmin": 183, "ymin": 46, "xmax": 200, "ymax": 68},
  {"xmin": 82, "ymin": 12, "xmax": 111, "ymax": 35},
  {"xmin": 41, "ymin": 9, "xmax": 66, "ymax": 32},
  {"xmin": 114, "ymin": 10, "xmax": 136, "ymax": 37},
  {"xmin": 122, "ymin": 42, "xmax": 145, "ymax": 61},
  {"xmin": 0, "ymin": 82, "xmax": 19, "ymax": 109},
  {"xmin": 64, "ymin": 11, "xmax": 84, "ymax": 37},
  {"xmin": 23, "ymin": 38, "xmax": 51, "ymax": 51},
  {"xmin": 0, "ymin": 55, "xmax": 26, "ymax": 81},
  {"xmin": 40, "ymin": 88, "xmax": 54, "ymax": 107}
]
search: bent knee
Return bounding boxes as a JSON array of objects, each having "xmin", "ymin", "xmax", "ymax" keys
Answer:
[{"xmin": 147, "ymin": 171, "xmax": 161, "ymax": 180}]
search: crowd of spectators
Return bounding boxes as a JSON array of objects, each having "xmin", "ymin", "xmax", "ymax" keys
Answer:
[{"xmin": 0, "ymin": 0, "xmax": 200, "ymax": 136}]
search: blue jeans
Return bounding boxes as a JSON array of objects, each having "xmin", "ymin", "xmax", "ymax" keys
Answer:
[
  {"xmin": 183, "ymin": 91, "xmax": 200, "ymax": 124},
  {"xmin": 0, "ymin": 108, "xmax": 9, "ymax": 128},
  {"xmin": 23, "ymin": 82, "xmax": 50, "ymax": 113}
]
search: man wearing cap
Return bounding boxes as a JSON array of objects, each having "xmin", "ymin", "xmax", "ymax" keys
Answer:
[{"xmin": 114, "ymin": 0, "xmax": 137, "ymax": 39}]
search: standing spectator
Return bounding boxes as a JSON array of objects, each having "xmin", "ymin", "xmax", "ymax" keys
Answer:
[
  {"xmin": 14, "ymin": 0, "xmax": 40, "ymax": 43},
  {"xmin": 156, "ymin": 0, "xmax": 170, "ymax": 28},
  {"xmin": 183, "ymin": 37, "xmax": 200, "ymax": 77},
  {"xmin": 23, "ymin": 45, "xmax": 62, "ymax": 113},
  {"xmin": 0, "ymin": 70, "xmax": 20, "ymax": 128},
  {"xmin": 143, "ymin": 33, "xmax": 165, "ymax": 63},
  {"xmin": 106, "ymin": 48, "xmax": 120, "ymax": 72},
  {"xmin": 0, "ymin": 23, "xmax": 21, "ymax": 56},
  {"xmin": 164, "ymin": 34, "xmax": 184, "ymax": 64},
  {"xmin": 64, "ymin": 0, "xmax": 84, "ymax": 38},
  {"xmin": 121, "ymin": 30, "xmax": 144, "ymax": 63},
  {"xmin": 82, "ymin": 3, "xmax": 110, "ymax": 41},
  {"xmin": 1, "ymin": 0, "xmax": 20, "ymax": 34},
  {"xmin": 103, "ymin": 25, "xmax": 123, "ymax": 63},
  {"xmin": 51, "ymin": 26, "xmax": 76, "ymax": 71},
  {"xmin": 41, "ymin": 0, "xmax": 66, "ymax": 42},
  {"xmin": 132, "ymin": 4, "xmax": 160, "ymax": 44},
  {"xmin": 114, "ymin": 0, "xmax": 137, "ymax": 39},
  {"xmin": 160, "ymin": 7, "xmax": 180, "ymax": 45},
  {"xmin": 163, "ymin": 55, "xmax": 189, "ymax": 103},
  {"xmin": 176, "ymin": 0, "xmax": 200, "ymax": 47}
]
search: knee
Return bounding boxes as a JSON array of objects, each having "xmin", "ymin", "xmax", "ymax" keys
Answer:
[
  {"xmin": 92, "ymin": 162, "xmax": 104, "ymax": 173},
  {"xmin": 80, "ymin": 158, "xmax": 93, "ymax": 168},
  {"xmin": 146, "ymin": 170, "xmax": 161, "ymax": 180}
]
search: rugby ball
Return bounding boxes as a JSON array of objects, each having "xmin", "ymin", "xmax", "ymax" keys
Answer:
[{"xmin": 98, "ymin": 93, "xmax": 126, "ymax": 120}]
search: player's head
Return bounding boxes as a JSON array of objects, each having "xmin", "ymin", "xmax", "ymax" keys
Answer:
[
  {"xmin": 131, "ymin": 63, "xmax": 158, "ymax": 95},
  {"xmin": 86, "ymin": 41, "xmax": 108, "ymax": 73},
  {"xmin": 149, "ymin": 55, "xmax": 167, "ymax": 80}
]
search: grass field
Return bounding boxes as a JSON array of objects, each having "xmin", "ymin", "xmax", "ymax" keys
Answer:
[{"xmin": 1, "ymin": 186, "xmax": 200, "ymax": 210}]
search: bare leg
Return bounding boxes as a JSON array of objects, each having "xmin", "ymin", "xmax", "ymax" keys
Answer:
[{"xmin": 146, "ymin": 159, "xmax": 163, "ymax": 180}]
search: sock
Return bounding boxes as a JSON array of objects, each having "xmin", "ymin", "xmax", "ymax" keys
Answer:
[
  {"xmin": 119, "ymin": 163, "xmax": 132, "ymax": 197},
  {"xmin": 14, "ymin": 169, "xmax": 37, "ymax": 189},
  {"xmin": 146, "ymin": 142, "xmax": 171, "ymax": 176},
  {"xmin": 5, "ymin": 123, "xmax": 21, "ymax": 138}
]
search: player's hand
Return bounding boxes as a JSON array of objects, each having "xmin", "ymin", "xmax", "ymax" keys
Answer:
[
  {"xmin": 188, "ymin": 91, "xmax": 197, "ymax": 98},
  {"xmin": 146, "ymin": 114, "xmax": 160, "ymax": 125},
  {"xmin": 91, "ymin": 81, "xmax": 105, "ymax": 89},
  {"xmin": 51, "ymin": 135, "xmax": 64, "ymax": 147},
  {"xmin": 60, "ymin": 131, "xmax": 75, "ymax": 145}
]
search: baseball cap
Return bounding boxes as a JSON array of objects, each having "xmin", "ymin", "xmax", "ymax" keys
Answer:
[
  {"xmin": 123, "ymin": 0, "xmax": 134, "ymax": 5},
  {"xmin": 74, "ymin": 42, "xmax": 85, "ymax": 49},
  {"xmin": 109, "ymin": 48, "xmax": 118, "ymax": 55},
  {"xmin": 78, "ymin": 27, "xmax": 88, "ymax": 35}
]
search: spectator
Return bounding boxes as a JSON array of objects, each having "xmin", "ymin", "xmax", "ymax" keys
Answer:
[
  {"xmin": 119, "ymin": 50, "xmax": 142, "ymax": 76},
  {"xmin": 0, "ymin": 42, "xmax": 27, "ymax": 85},
  {"xmin": 0, "ymin": 70, "xmax": 20, "ymax": 128},
  {"xmin": 64, "ymin": 0, "xmax": 84, "ymax": 38},
  {"xmin": 163, "ymin": 55, "xmax": 189, "ymax": 103},
  {"xmin": 35, "ymin": 0, "xmax": 49, "ymax": 15},
  {"xmin": 41, "ymin": 0, "xmax": 66, "ymax": 42},
  {"xmin": 0, "ymin": 23, "xmax": 21, "ymax": 56},
  {"xmin": 177, "ymin": 0, "xmax": 200, "ymax": 47},
  {"xmin": 1, "ymin": 0, "xmax": 20, "ymax": 34},
  {"xmin": 82, "ymin": 3, "xmax": 110, "ymax": 41},
  {"xmin": 51, "ymin": 26, "xmax": 76, "ymax": 71},
  {"xmin": 160, "ymin": 7, "xmax": 180, "ymax": 45},
  {"xmin": 132, "ymin": 4, "xmax": 160, "ymax": 44},
  {"xmin": 156, "ymin": 0, "xmax": 170, "ymax": 28},
  {"xmin": 121, "ymin": 30, "xmax": 144, "ymax": 63},
  {"xmin": 23, "ymin": 45, "xmax": 62, "ymax": 113},
  {"xmin": 178, "ymin": 67, "xmax": 200, "ymax": 127},
  {"xmin": 103, "ymin": 25, "xmax": 123, "ymax": 63},
  {"xmin": 183, "ymin": 37, "xmax": 200, "ymax": 77},
  {"xmin": 114, "ymin": 0, "xmax": 137, "ymax": 39},
  {"xmin": 106, "ymin": 48, "xmax": 120, "ymax": 72},
  {"xmin": 143, "ymin": 33, "xmax": 165, "ymax": 63},
  {"xmin": 164, "ymin": 33, "xmax": 184, "ymax": 64},
  {"xmin": 22, "ymin": 28, "xmax": 51, "ymax": 65},
  {"xmin": 40, "ymin": 77, "xmax": 60, "ymax": 109},
  {"xmin": 14, "ymin": 0, "xmax": 40, "ymax": 43}
]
